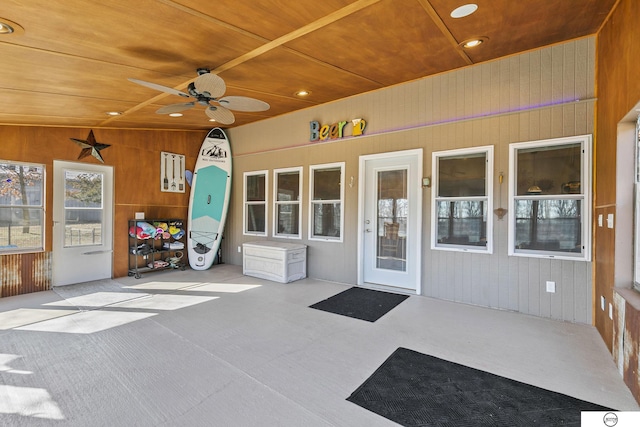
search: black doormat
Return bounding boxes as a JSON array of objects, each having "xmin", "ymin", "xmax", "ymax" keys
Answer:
[
  {"xmin": 309, "ymin": 287, "xmax": 409, "ymax": 322},
  {"xmin": 347, "ymin": 347, "xmax": 612, "ymax": 426}
]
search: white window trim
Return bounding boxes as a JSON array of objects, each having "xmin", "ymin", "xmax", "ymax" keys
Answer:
[
  {"xmin": 508, "ymin": 134, "xmax": 592, "ymax": 261},
  {"xmin": 308, "ymin": 162, "xmax": 345, "ymax": 242},
  {"xmin": 243, "ymin": 170, "xmax": 268, "ymax": 236},
  {"xmin": 273, "ymin": 166, "xmax": 303, "ymax": 239},
  {"xmin": 0, "ymin": 159, "xmax": 46, "ymax": 253},
  {"xmin": 633, "ymin": 115, "xmax": 640, "ymax": 291},
  {"xmin": 431, "ymin": 145, "xmax": 494, "ymax": 254}
]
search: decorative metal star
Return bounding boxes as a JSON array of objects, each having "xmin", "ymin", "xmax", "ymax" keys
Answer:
[{"xmin": 70, "ymin": 130, "xmax": 111, "ymax": 163}]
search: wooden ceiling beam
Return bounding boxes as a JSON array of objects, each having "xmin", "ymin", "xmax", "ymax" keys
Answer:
[
  {"xmin": 211, "ymin": 0, "xmax": 384, "ymax": 74},
  {"xmin": 416, "ymin": 0, "xmax": 473, "ymax": 65},
  {"xmin": 103, "ymin": 0, "xmax": 384, "ymax": 126}
]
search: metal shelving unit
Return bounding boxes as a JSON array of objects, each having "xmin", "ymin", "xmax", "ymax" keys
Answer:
[{"xmin": 128, "ymin": 219, "xmax": 186, "ymax": 279}]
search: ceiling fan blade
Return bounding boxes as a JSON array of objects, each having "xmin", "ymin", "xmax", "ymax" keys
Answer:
[
  {"xmin": 128, "ymin": 78, "xmax": 190, "ymax": 98},
  {"xmin": 217, "ymin": 96, "xmax": 270, "ymax": 112},
  {"xmin": 194, "ymin": 73, "xmax": 226, "ymax": 98},
  {"xmin": 156, "ymin": 102, "xmax": 195, "ymax": 114},
  {"xmin": 205, "ymin": 105, "xmax": 235, "ymax": 125}
]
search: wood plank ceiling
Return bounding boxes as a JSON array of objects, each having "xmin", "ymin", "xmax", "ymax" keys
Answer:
[{"xmin": 0, "ymin": 0, "xmax": 615, "ymax": 131}]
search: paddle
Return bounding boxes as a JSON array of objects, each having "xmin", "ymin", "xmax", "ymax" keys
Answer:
[
  {"xmin": 179, "ymin": 156, "xmax": 183, "ymax": 191},
  {"xmin": 171, "ymin": 155, "xmax": 176, "ymax": 189},
  {"xmin": 163, "ymin": 154, "xmax": 168, "ymax": 190}
]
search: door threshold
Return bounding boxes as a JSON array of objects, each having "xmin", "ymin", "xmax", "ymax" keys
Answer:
[{"xmin": 359, "ymin": 282, "xmax": 417, "ymax": 296}]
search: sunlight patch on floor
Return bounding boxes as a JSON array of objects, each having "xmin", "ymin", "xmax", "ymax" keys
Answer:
[
  {"xmin": 43, "ymin": 292, "xmax": 149, "ymax": 309},
  {"xmin": 123, "ymin": 281, "xmax": 206, "ymax": 291},
  {"xmin": 0, "ymin": 354, "xmax": 32, "ymax": 375},
  {"xmin": 187, "ymin": 282, "xmax": 262, "ymax": 293},
  {"xmin": 0, "ymin": 308, "xmax": 78, "ymax": 330},
  {"xmin": 16, "ymin": 310, "xmax": 156, "ymax": 334},
  {"xmin": 0, "ymin": 385, "xmax": 64, "ymax": 420},
  {"xmin": 113, "ymin": 294, "xmax": 219, "ymax": 311}
]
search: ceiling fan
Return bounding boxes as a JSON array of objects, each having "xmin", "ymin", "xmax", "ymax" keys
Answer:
[{"xmin": 128, "ymin": 68, "xmax": 269, "ymax": 125}]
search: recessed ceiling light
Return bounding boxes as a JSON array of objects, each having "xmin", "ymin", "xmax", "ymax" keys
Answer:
[
  {"xmin": 460, "ymin": 37, "xmax": 487, "ymax": 48},
  {"xmin": 106, "ymin": 111, "xmax": 122, "ymax": 116},
  {"xmin": 0, "ymin": 18, "xmax": 24, "ymax": 35},
  {"xmin": 451, "ymin": 4, "xmax": 478, "ymax": 19},
  {"xmin": 169, "ymin": 113, "xmax": 183, "ymax": 117},
  {"xmin": 295, "ymin": 90, "xmax": 311, "ymax": 97},
  {"xmin": 209, "ymin": 119, "xmax": 216, "ymax": 122}
]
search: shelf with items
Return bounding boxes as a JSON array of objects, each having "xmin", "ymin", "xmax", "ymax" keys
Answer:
[{"xmin": 128, "ymin": 219, "xmax": 186, "ymax": 279}]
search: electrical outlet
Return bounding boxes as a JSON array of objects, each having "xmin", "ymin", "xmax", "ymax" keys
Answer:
[
  {"xmin": 545, "ymin": 281, "xmax": 556, "ymax": 293},
  {"xmin": 237, "ymin": 246, "xmax": 242, "ymax": 253},
  {"xmin": 601, "ymin": 296, "xmax": 606, "ymax": 311}
]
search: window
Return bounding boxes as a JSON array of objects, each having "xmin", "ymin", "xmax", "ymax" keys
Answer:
[
  {"xmin": 309, "ymin": 163, "xmax": 344, "ymax": 241},
  {"xmin": 0, "ymin": 161, "xmax": 45, "ymax": 252},
  {"xmin": 243, "ymin": 171, "xmax": 268, "ymax": 236},
  {"xmin": 432, "ymin": 146, "xmax": 493, "ymax": 253},
  {"xmin": 274, "ymin": 167, "xmax": 302, "ymax": 238},
  {"xmin": 508, "ymin": 135, "xmax": 591, "ymax": 260},
  {"xmin": 64, "ymin": 169, "xmax": 103, "ymax": 247}
]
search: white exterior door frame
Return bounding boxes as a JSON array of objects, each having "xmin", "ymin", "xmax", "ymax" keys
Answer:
[
  {"xmin": 357, "ymin": 149, "xmax": 422, "ymax": 294},
  {"xmin": 52, "ymin": 160, "xmax": 114, "ymax": 286}
]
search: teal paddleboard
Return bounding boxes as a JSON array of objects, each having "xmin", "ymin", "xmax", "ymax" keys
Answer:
[{"xmin": 187, "ymin": 128, "xmax": 232, "ymax": 270}]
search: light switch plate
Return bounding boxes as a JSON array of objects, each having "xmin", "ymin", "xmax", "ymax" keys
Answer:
[
  {"xmin": 609, "ymin": 303, "xmax": 613, "ymax": 320},
  {"xmin": 607, "ymin": 213, "xmax": 614, "ymax": 228}
]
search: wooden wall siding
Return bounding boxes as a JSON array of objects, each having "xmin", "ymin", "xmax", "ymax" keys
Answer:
[
  {"xmin": 596, "ymin": 0, "xmax": 640, "ymax": 404},
  {"xmin": 0, "ymin": 126, "xmax": 204, "ymax": 292},
  {"xmin": 0, "ymin": 252, "xmax": 51, "ymax": 297},
  {"xmin": 225, "ymin": 37, "xmax": 595, "ymax": 323}
]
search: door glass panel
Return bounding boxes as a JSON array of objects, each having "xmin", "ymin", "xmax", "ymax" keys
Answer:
[
  {"xmin": 64, "ymin": 170, "xmax": 103, "ymax": 247},
  {"xmin": 376, "ymin": 169, "xmax": 407, "ymax": 271}
]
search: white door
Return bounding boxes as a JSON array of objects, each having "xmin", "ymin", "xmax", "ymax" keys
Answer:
[
  {"xmin": 359, "ymin": 150, "xmax": 422, "ymax": 292},
  {"xmin": 52, "ymin": 161, "xmax": 113, "ymax": 286}
]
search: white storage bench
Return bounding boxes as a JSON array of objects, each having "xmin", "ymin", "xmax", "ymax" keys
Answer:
[{"xmin": 242, "ymin": 241, "xmax": 307, "ymax": 283}]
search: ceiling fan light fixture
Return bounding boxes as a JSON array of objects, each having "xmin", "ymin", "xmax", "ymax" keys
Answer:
[
  {"xmin": 460, "ymin": 37, "xmax": 487, "ymax": 49},
  {"xmin": 0, "ymin": 23, "xmax": 12, "ymax": 34},
  {"xmin": 129, "ymin": 69, "xmax": 268, "ymax": 124},
  {"xmin": 450, "ymin": 4, "xmax": 478, "ymax": 19},
  {"xmin": 0, "ymin": 18, "xmax": 24, "ymax": 35}
]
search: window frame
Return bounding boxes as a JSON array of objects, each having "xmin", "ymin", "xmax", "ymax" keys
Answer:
[
  {"xmin": 308, "ymin": 162, "xmax": 345, "ymax": 242},
  {"xmin": 273, "ymin": 166, "xmax": 303, "ymax": 239},
  {"xmin": 243, "ymin": 170, "xmax": 269, "ymax": 236},
  {"xmin": 633, "ymin": 116, "xmax": 640, "ymax": 291},
  {"xmin": 0, "ymin": 159, "xmax": 46, "ymax": 254},
  {"xmin": 508, "ymin": 135, "xmax": 592, "ymax": 261},
  {"xmin": 431, "ymin": 145, "xmax": 494, "ymax": 254}
]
